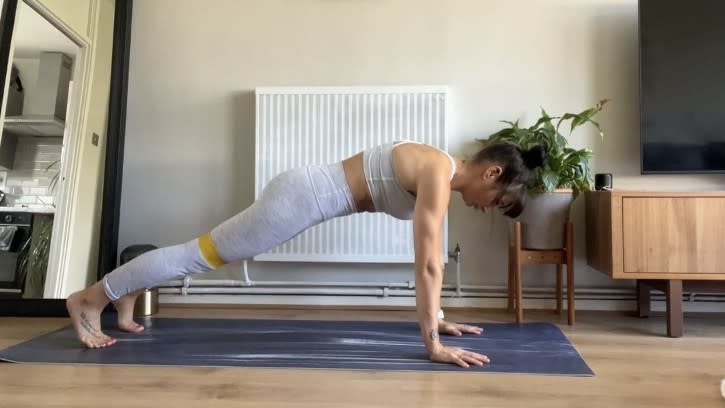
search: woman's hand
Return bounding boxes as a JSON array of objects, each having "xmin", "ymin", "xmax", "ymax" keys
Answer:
[
  {"xmin": 429, "ymin": 344, "xmax": 490, "ymax": 368},
  {"xmin": 438, "ymin": 319, "xmax": 483, "ymax": 336}
]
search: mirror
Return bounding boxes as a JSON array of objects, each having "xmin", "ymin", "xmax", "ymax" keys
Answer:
[{"xmin": 0, "ymin": 0, "xmax": 120, "ymax": 305}]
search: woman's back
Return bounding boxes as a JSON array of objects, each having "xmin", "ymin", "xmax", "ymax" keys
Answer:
[{"xmin": 342, "ymin": 141, "xmax": 457, "ymax": 219}]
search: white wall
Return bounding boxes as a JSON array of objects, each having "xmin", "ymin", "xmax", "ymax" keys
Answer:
[{"xmin": 121, "ymin": 0, "xmax": 725, "ymax": 301}]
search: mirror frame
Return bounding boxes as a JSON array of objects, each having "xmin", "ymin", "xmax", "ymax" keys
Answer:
[{"xmin": 0, "ymin": 0, "xmax": 133, "ymax": 316}]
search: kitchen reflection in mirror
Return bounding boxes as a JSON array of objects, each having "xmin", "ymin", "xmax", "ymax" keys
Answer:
[{"xmin": 0, "ymin": 1, "xmax": 80, "ymax": 299}]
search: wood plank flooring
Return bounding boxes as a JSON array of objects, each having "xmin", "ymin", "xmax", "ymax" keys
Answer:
[{"xmin": 1, "ymin": 307, "xmax": 724, "ymax": 407}]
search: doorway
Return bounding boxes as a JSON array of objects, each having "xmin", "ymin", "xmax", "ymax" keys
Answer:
[{"xmin": 0, "ymin": 0, "xmax": 83, "ymax": 299}]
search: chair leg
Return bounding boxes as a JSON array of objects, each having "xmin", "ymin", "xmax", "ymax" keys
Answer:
[
  {"xmin": 507, "ymin": 242, "xmax": 515, "ymax": 313},
  {"xmin": 514, "ymin": 222, "xmax": 523, "ymax": 323},
  {"xmin": 566, "ymin": 222, "xmax": 575, "ymax": 326},
  {"xmin": 555, "ymin": 264, "xmax": 562, "ymax": 315}
]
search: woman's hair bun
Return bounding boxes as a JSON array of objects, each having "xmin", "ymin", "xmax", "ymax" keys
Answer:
[{"xmin": 520, "ymin": 145, "xmax": 547, "ymax": 170}]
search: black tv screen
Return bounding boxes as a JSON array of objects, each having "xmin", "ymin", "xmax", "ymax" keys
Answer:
[{"xmin": 640, "ymin": 0, "xmax": 725, "ymax": 173}]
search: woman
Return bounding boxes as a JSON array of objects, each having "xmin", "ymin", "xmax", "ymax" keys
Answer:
[{"xmin": 66, "ymin": 139, "xmax": 546, "ymax": 368}]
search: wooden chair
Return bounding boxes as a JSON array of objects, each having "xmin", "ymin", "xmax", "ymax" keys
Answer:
[{"xmin": 507, "ymin": 221, "xmax": 575, "ymax": 325}]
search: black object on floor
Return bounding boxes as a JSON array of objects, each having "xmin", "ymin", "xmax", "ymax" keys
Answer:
[{"xmin": 0, "ymin": 316, "xmax": 593, "ymax": 376}]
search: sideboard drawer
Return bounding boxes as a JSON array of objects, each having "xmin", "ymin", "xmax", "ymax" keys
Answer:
[{"xmin": 622, "ymin": 197, "xmax": 725, "ymax": 275}]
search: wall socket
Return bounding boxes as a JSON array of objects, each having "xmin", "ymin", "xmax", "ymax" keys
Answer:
[{"xmin": 92, "ymin": 133, "xmax": 99, "ymax": 146}]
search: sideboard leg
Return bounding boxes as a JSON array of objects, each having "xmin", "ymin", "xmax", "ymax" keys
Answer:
[
  {"xmin": 637, "ymin": 280, "xmax": 650, "ymax": 318},
  {"xmin": 666, "ymin": 279, "xmax": 683, "ymax": 338}
]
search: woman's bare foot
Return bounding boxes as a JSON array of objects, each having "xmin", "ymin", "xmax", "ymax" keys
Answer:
[
  {"xmin": 66, "ymin": 282, "xmax": 116, "ymax": 348},
  {"xmin": 112, "ymin": 289, "xmax": 145, "ymax": 333}
]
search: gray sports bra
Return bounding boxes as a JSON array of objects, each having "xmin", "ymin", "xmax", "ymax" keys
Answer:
[{"xmin": 362, "ymin": 140, "xmax": 456, "ymax": 220}]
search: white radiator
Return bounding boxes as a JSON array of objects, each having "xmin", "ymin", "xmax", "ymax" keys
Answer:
[{"xmin": 254, "ymin": 86, "xmax": 448, "ymax": 263}]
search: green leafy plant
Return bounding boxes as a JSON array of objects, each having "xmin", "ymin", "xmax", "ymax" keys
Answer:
[
  {"xmin": 15, "ymin": 158, "xmax": 60, "ymax": 297},
  {"xmin": 477, "ymin": 99, "xmax": 609, "ymax": 199},
  {"xmin": 46, "ymin": 159, "xmax": 60, "ymax": 197},
  {"xmin": 17, "ymin": 214, "xmax": 53, "ymax": 298}
]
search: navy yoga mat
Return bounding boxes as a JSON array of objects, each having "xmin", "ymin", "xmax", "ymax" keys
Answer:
[{"xmin": 0, "ymin": 316, "xmax": 593, "ymax": 376}]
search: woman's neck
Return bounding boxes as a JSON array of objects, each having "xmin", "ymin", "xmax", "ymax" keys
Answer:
[{"xmin": 450, "ymin": 157, "xmax": 469, "ymax": 193}]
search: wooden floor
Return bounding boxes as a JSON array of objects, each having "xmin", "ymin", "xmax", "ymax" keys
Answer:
[{"xmin": 1, "ymin": 306, "xmax": 724, "ymax": 407}]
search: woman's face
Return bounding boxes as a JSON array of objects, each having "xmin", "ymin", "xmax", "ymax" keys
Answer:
[{"xmin": 460, "ymin": 165, "xmax": 513, "ymax": 214}]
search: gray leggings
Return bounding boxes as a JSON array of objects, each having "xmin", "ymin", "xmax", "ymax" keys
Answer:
[{"xmin": 102, "ymin": 162, "xmax": 357, "ymax": 301}]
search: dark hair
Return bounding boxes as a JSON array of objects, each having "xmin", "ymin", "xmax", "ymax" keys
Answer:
[{"xmin": 472, "ymin": 142, "xmax": 547, "ymax": 217}]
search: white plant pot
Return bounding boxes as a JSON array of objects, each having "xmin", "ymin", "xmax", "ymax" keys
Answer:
[{"xmin": 510, "ymin": 190, "xmax": 573, "ymax": 249}]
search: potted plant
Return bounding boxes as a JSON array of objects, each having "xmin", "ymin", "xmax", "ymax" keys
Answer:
[{"xmin": 477, "ymin": 99, "xmax": 609, "ymax": 249}]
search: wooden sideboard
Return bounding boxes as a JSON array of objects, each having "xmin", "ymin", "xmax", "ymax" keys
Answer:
[{"xmin": 585, "ymin": 190, "xmax": 725, "ymax": 337}]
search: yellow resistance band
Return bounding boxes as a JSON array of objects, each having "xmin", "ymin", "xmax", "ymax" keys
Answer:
[{"xmin": 198, "ymin": 232, "xmax": 225, "ymax": 269}]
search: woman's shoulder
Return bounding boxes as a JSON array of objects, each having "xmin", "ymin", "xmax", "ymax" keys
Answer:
[
  {"xmin": 392, "ymin": 140, "xmax": 456, "ymax": 185},
  {"xmin": 392, "ymin": 140, "xmax": 449, "ymax": 155},
  {"xmin": 398, "ymin": 141, "xmax": 456, "ymax": 180}
]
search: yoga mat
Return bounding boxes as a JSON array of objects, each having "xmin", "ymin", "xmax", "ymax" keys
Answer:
[{"xmin": 0, "ymin": 316, "xmax": 593, "ymax": 376}]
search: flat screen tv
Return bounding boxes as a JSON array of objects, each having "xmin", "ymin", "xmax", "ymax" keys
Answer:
[{"xmin": 639, "ymin": 0, "xmax": 725, "ymax": 173}]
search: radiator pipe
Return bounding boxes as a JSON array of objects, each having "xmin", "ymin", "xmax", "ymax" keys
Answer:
[
  {"xmin": 158, "ymin": 278, "xmax": 634, "ymax": 296},
  {"xmin": 227, "ymin": 243, "xmax": 463, "ymax": 291},
  {"xmin": 448, "ymin": 242, "xmax": 462, "ymax": 297},
  {"xmin": 163, "ymin": 279, "xmax": 414, "ymax": 288},
  {"xmin": 158, "ymin": 286, "xmax": 639, "ymax": 300},
  {"xmin": 159, "ymin": 287, "xmax": 467, "ymax": 297},
  {"xmin": 242, "ymin": 260, "xmax": 251, "ymax": 285},
  {"xmin": 161, "ymin": 287, "xmax": 387, "ymax": 296}
]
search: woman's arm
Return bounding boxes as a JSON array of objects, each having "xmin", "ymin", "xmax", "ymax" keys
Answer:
[
  {"xmin": 412, "ymin": 165, "xmax": 489, "ymax": 367},
  {"xmin": 412, "ymin": 165, "xmax": 448, "ymax": 354}
]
